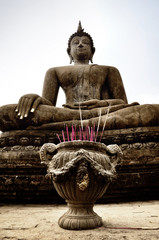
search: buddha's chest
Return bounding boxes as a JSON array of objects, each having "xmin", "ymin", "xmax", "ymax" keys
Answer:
[
  {"xmin": 57, "ymin": 65, "xmax": 107, "ymax": 102},
  {"xmin": 58, "ymin": 65, "xmax": 106, "ymax": 90}
]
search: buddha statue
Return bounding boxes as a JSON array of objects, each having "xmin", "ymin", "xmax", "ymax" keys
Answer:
[{"xmin": 0, "ymin": 21, "xmax": 159, "ymax": 133}]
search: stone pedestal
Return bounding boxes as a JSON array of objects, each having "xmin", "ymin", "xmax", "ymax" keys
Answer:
[{"xmin": 0, "ymin": 126, "xmax": 159, "ymax": 203}]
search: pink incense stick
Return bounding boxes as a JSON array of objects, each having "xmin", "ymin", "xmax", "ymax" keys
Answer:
[
  {"xmin": 79, "ymin": 126, "xmax": 82, "ymax": 140},
  {"xmin": 71, "ymin": 125, "xmax": 74, "ymax": 141},
  {"xmin": 90, "ymin": 127, "xmax": 94, "ymax": 141},
  {"xmin": 62, "ymin": 130, "xmax": 65, "ymax": 142},
  {"xmin": 83, "ymin": 129, "xmax": 86, "ymax": 140},
  {"xmin": 56, "ymin": 134, "xmax": 61, "ymax": 143},
  {"xmin": 66, "ymin": 125, "xmax": 70, "ymax": 141}
]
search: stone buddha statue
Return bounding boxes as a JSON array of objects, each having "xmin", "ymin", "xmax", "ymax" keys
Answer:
[{"xmin": 0, "ymin": 22, "xmax": 159, "ymax": 132}]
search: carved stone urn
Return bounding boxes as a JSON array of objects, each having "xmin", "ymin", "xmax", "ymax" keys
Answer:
[{"xmin": 40, "ymin": 140, "xmax": 122, "ymax": 230}]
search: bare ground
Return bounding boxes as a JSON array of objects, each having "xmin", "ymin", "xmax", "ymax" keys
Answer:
[{"xmin": 0, "ymin": 201, "xmax": 159, "ymax": 240}]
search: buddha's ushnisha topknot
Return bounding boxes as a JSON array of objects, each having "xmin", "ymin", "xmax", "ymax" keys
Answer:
[
  {"xmin": 67, "ymin": 21, "xmax": 94, "ymax": 49},
  {"xmin": 77, "ymin": 21, "xmax": 84, "ymax": 33}
]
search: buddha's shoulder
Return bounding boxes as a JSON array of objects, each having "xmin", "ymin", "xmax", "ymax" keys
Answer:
[
  {"xmin": 45, "ymin": 64, "xmax": 120, "ymax": 74},
  {"xmin": 45, "ymin": 65, "xmax": 78, "ymax": 75},
  {"xmin": 93, "ymin": 64, "xmax": 120, "ymax": 71}
]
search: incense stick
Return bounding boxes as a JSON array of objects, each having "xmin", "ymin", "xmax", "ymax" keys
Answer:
[
  {"xmin": 99, "ymin": 104, "xmax": 111, "ymax": 142},
  {"xmin": 95, "ymin": 108, "xmax": 102, "ymax": 141},
  {"xmin": 56, "ymin": 134, "xmax": 61, "ymax": 143},
  {"xmin": 79, "ymin": 103, "xmax": 83, "ymax": 130}
]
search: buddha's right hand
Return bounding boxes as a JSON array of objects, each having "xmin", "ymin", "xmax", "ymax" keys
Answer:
[{"xmin": 15, "ymin": 94, "xmax": 43, "ymax": 119}]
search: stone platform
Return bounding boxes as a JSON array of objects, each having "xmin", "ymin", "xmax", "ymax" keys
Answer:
[
  {"xmin": 0, "ymin": 201, "xmax": 159, "ymax": 240},
  {"xmin": 0, "ymin": 126, "xmax": 159, "ymax": 203}
]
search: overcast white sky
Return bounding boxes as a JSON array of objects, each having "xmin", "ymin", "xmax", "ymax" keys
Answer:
[{"xmin": 0, "ymin": 0, "xmax": 159, "ymax": 107}]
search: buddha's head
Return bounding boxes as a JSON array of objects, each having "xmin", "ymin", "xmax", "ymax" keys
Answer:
[{"xmin": 67, "ymin": 21, "xmax": 95, "ymax": 64}]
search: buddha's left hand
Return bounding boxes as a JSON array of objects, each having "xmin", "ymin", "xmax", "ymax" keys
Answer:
[
  {"xmin": 63, "ymin": 99, "xmax": 125, "ymax": 109},
  {"xmin": 76, "ymin": 99, "xmax": 109, "ymax": 109}
]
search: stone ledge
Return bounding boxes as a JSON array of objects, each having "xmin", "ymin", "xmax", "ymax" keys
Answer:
[
  {"xmin": 1, "ymin": 126, "xmax": 159, "ymax": 147},
  {"xmin": 0, "ymin": 126, "xmax": 159, "ymax": 203}
]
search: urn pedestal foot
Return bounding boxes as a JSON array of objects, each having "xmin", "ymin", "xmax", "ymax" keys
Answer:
[{"xmin": 58, "ymin": 202, "xmax": 102, "ymax": 230}]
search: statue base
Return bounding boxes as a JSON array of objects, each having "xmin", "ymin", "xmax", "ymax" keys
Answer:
[{"xmin": 0, "ymin": 126, "xmax": 159, "ymax": 203}]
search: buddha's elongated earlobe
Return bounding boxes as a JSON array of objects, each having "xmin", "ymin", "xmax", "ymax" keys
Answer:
[
  {"xmin": 90, "ymin": 56, "xmax": 93, "ymax": 63},
  {"xmin": 90, "ymin": 47, "xmax": 95, "ymax": 63},
  {"xmin": 67, "ymin": 48, "xmax": 73, "ymax": 64},
  {"xmin": 69, "ymin": 55, "xmax": 73, "ymax": 64}
]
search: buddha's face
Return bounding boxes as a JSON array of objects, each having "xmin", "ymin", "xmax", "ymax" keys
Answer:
[{"xmin": 70, "ymin": 36, "xmax": 92, "ymax": 61}]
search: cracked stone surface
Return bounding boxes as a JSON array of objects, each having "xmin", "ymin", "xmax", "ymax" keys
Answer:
[{"xmin": 0, "ymin": 201, "xmax": 159, "ymax": 240}]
